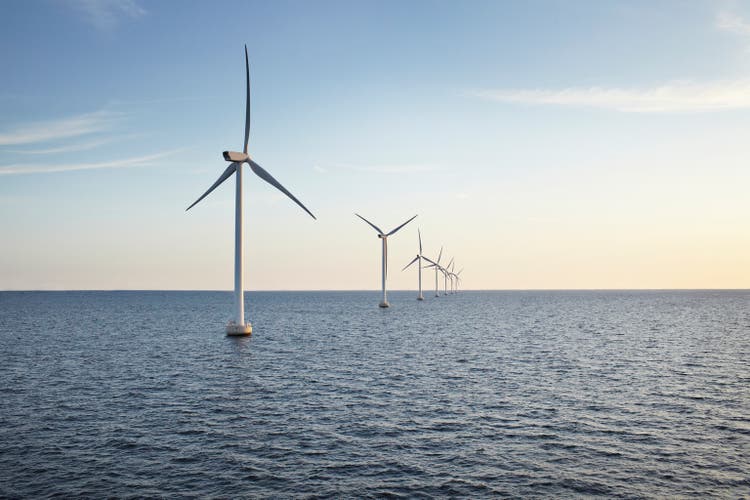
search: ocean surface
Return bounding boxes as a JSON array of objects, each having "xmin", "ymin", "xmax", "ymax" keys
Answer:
[{"xmin": 0, "ymin": 290, "xmax": 748, "ymax": 498}]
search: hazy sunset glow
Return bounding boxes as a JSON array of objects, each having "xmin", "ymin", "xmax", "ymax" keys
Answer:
[{"xmin": 1, "ymin": 1, "xmax": 748, "ymax": 290}]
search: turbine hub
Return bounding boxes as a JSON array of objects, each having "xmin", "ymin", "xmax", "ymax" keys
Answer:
[{"xmin": 223, "ymin": 151, "xmax": 249, "ymax": 162}]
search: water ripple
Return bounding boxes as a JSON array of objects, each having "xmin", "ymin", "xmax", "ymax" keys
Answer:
[{"xmin": 0, "ymin": 290, "xmax": 749, "ymax": 497}]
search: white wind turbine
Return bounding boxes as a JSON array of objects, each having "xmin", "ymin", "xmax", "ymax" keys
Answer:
[
  {"xmin": 443, "ymin": 257, "xmax": 454, "ymax": 296},
  {"xmin": 424, "ymin": 252, "xmax": 452, "ymax": 296},
  {"xmin": 187, "ymin": 46, "xmax": 316, "ymax": 336},
  {"xmin": 426, "ymin": 246, "xmax": 443, "ymax": 298},
  {"xmin": 454, "ymin": 268, "xmax": 463, "ymax": 292},
  {"xmin": 356, "ymin": 213, "xmax": 417, "ymax": 308},
  {"xmin": 401, "ymin": 229, "xmax": 439, "ymax": 301},
  {"xmin": 447, "ymin": 260, "xmax": 457, "ymax": 294}
]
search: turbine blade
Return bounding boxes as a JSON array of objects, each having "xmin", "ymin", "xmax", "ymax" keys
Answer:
[
  {"xmin": 243, "ymin": 45, "xmax": 251, "ymax": 155},
  {"xmin": 437, "ymin": 246, "xmax": 443, "ymax": 264},
  {"xmin": 446, "ymin": 257, "xmax": 454, "ymax": 269},
  {"xmin": 418, "ymin": 228, "xmax": 422, "ymax": 254},
  {"xmin": 386, "ymin": 214, "xmax": 417, "ymax": 236},
  {"xmin": 248, "ymin": 160, "xmax": 316, "ymax": 219},
  {"xmin": 402, "ymin": 255, "xmax": 419, "ymax": 271},
  {"xmin": 355, "ymin": 213, "xmax": 384, "ymax": 235},
  {"xmin": 186, "ymin": 163, "xmax": 237, "ymax": 211},
  {"xmin": 422, "ymin": 256, "xmax": 439, "ymax": 267}
]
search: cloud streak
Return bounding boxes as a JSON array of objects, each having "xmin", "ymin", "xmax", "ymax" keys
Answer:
[
  {"xmin": 0, "ymin": 111, "xmax": 119, "ymax": 146},
  {"xmin": 5, "ymin": 137, "xmax": 115, "ymax": 155},
  {"xmin": 474, "ymin": 79, "xmax": 750, "ymax": 112},
  {"xmin": 314, "ymin": 162, "xmax": 439, "ymax": 174},
  {"xmin": 0, "ymin": 151, "xmax": 178, "ymax": 176},
  {"xmin": 716, "ymin": 9, "xmax": 750, "ymax": 36},
  {"xmin": 66, "ymin": 0, "xmax": 146, "ymax": 30}
]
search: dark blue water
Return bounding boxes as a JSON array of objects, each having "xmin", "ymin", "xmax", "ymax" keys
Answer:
[{"xmin": 1, "ymin": 290, "xmax": 748, "ymax": 498}]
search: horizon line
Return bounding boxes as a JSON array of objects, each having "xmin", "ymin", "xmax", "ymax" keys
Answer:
[{"xmin": 1, "ymin": 288, "xmax": 748, "ymax": 293}]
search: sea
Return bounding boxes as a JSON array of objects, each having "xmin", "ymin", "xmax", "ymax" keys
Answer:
[{"xmin": 0, "ymin": 290, "xmax": 748, "ymax": 498}]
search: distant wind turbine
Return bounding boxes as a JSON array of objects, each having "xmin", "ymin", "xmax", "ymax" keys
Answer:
[
  {"xmin": 427, "ymin": 246, "xmax": 443, "ymax": 298},
  {"xmin": 454, "ymin": 268, "xmax": 463, "ymax": 292},
  {"xmin": 187, "ymin": 45, "xmax": 316, "ymax": 336},
  {"xmin": 402, "ymin": 229, "xmax": 438, "ymax": 301},
  {"xmin": 448, "ymin": 260, "xmax": 457, "ymax": 294},
  {"xmin": 424, "ymin": 252, "xmax": 454, "ymax": 296},
  {"xmin": 356, "ymin": 213, "xmax": 417, "ymax": 307},
  {"xmin": 443, "ymin": 257, "xmax": 454, "ymax": 296}
]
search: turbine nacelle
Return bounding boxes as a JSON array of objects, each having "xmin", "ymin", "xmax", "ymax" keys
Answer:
[{"xmin": 223, "ymin": 151, "xmax": 249, "ymax": 162}]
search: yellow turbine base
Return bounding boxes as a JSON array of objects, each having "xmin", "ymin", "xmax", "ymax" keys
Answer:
[{"xmin": 226, "ymin": 323, "xmax": 252, "ymax": 336}]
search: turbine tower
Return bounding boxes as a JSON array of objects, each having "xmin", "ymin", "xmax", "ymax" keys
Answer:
[
  {"xmin": 356, "ymin": 213, "xmax": 417, "ymax": 307},
  {"xmin": 187, "ymin": 46, "xmax": 316, "ymax": 336}
]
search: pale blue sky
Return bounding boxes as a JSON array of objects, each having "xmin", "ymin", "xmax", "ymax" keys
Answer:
[{"xmin": 1, "ymin": 0, "xmax": 749, "ymax": 290}]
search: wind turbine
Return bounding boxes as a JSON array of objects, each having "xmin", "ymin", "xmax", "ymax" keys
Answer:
[
  {"xmin": 402, "ymin": 229, "xmax": 438, "ymax": 301},
  {"xmin": 425, "ymin": 262, "xmax": 448, "ymax": 296},
  {"xmin": 423, "ymin": 252, "xmax": 453, "ymax": 296},
  {"xmin": 187, "ymin": 45, "xmax": 316, "ymax": 336},
  {"xmin": 427, "ymin": 246, "xmax": 443, "ymax": 298},
  {"xmin": 448, "ymin": 260, "xmax": 457, "ymax": 294},
  {"xmin": 454, "ymin": 268, "xmax": 463, "ymax": 293},
  {"xmin": 356, "ymin": 213, "xmax": 417, "ymax": 307},
  {"xmin": 443, "ymin": 257, "xmax": 454, "ymax": 296}
]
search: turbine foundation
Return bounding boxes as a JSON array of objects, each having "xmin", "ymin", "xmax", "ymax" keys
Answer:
[
  {"xmin": 226, "ymin": 322, "xmax": 252, "ymax": 336},
  {"xmin": 379, "ymin": 301, "xmax": 390, "ymax": 308}
]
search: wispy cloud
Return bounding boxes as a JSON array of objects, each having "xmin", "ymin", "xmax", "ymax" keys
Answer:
[
  {"xmin": 716, "ymin": 8, "xmax": 750, "ymax": 36},
  {"xmin": 473, "ymin": 79, "xmax": 750, "ymax": 113},
  {"xmin": 0, "ymin": 110, "xmax": 118, "ymax": 146},
  {"xmin": 0, "ymin": 150, "xmax": 178, "ymax": 176},
  {"xmin": 716, "ymin": 5, "xmax": 750, "ymax": 53},
  {"xmin": 65, "ymin": 0, "xmax": 146, "ymax": 30},
  {"xmin": 5, "ymin": 137, "xmax": 115, "ymax": 155},
  {"xmin": 313, "ymin": 162, "xmax": 439, "ymax": 174}
]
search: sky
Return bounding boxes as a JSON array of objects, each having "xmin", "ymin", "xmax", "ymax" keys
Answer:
[{"xmin": 1, "ymin": 0, "xmax": 749, "ymax": 291}]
